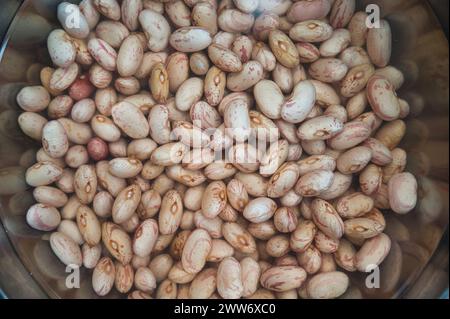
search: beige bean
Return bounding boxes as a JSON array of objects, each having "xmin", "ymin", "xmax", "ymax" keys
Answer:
[
  {"xmin": 167, "ymin": 52, "xmax": 190, "ymax": 93},
  {"xmin": 134, "ymin": 267, "xmax": 157, "ymax": 293},
  {"xmin": 181, "ymin": 229, "xmax": 212, "ymax": 274},
  {"xmin": 111, "ymin": 101, "xmax": 149, "ymax": 138},
  {"xmin": 150, "ymin": 187, "xmax": 180, "ymax": 234},
  {"xmin": 253, "ymin": 12, "xmax": 280, "ymax": 41},
  {"xmin": 116, "ymin": 35, "xmax": 144, "ymax": 77},
  {"xmin": 290, "ymin": 220, "xmax": 317, "ymax": 253},
  {"xmin": 212, "ymin": 31, "xmax": 236, "ymax": 48},
  {"xmin": 149, "ymin": 254, "xmax": 173, "ymax": 283},
  {"xmin": 334, "ymin": 238, "xmax": 356, "ymax": 272},
  {"xmin": 268, "ymin": 30, "xmax": 299, "ymax": 68},
  {"xmin": 309, "ymin": 58, "xmax": 348, "ymax": 83},
  {"xmin": 169, "ymin": 230, "xmax": 191, "ymax": 261},
  {"xmin": 175, "ymin": 78, "xmax": 204, "ymax": 112},
  {"xmin": 208, "ymin": 44, "xmax": 242, "ymax": 73},
  {"xmin": 248, "ymin": 221, "xmax": 277, "ymax": 241},
  {"xmin": 339, "ymin": 46, "xmax": 371, "ymax": 68},
  {"xmin": 47, "ymin": 30, "xmax": 77, "ymax": 68},
  {"xmin": 127, "ymin": 139, "xmax": 157, "ymax": 161},
  {"xmin": 363, "ymin": 138, "xmax": 393, "ymax": 166},
  {"xmin": 170, "ymin": 27, "xmax": 212, "ymax": 53},
  {"xmin": 92, "ymin": 191, "xmax": 113, "ymax": 218},
  {"xmin": 297, "ymin": 245, "xmax": 322, "ymax": 274},
  {"xmin": 344, "ymin": 217, "xmax": 384, "ymax": 240},
  {"xmin": 26, "ymin": 204, "xmax": 61, "ymax": 231},
  {"xmin": 341, "ymin": 63, "xmax": 375, "ymax": 98},
  {"xmin": 327, "ymin": 121, "xmax": 371, "ymax": 151},
  {"xmin": 374, "ymin": 66, "xmax": 404, "ymax": 91},
  {"xmin": 93, "ymin": 0, "xmax": 120, "ymax": 20},
  {"xmin": 222, "ymin": 222, "xmax": 257, "ymax": 254},
  {"xmin": 26, "ymin": 161, "xmax": 63, "ymax": 187},
  {"xmin": 201, "ymin": 181, "xmax": 227, "ymax": 219},
  {"xmin": 108, "ymin": 157, "xmax": 142, "ymax": 178},
  {"xmin": 94, "ymin": 87, "xmax": 115, "ymax": 115},
  {"xmin": 319, "ymin": 29, "xmax": 351, "ymax": 57},
  {"xmin": 49, "ymin": 231, "xmax": 82, "ymax": 267},
  {"xmin": 41, "ymin": 120, "xmax": 69, "ymax": 159},
  {"xmin": 289, "ymin": 20, "xmax": 333, "ymax": 42},
  {"xmin": 307, "ymin": 271, "xmax": 349, "ymax": 299},
  {"xmin": 121, "ymin": 0, "xmax": 142, "ymax": 31},
  {"xmin": 273, "ymin": 63, "xmax": 294, "ymax": 94},
  {"xmin": 115, "ymin": 75, "xmax": 141, "ymax": 95},
  {"xmin": 294, "ymin": 170, "xmax": 334, "ymax": 197},
  {"xmin": 315, "ymin": 231, "xmax": 339, "ymax": 254},
  {"xmin": 226, "ymin": 179, "xmax": 248, "ymax": 212},
  {"xmin": 273, "ymin": 207, "xmax": 298, "ymax": 233},
  {"xmin": 76, "ymin": 205, "xmax": 101, "ymax": 245},
  {"xmin": 254, "ymin": 80, "xmax": 284, "ymax": 120},
  {"xmin": 297, "ymin": 115, "xmax": 344, "ymax": 141},
  {"xmin": 18, "ymin": 112, "xmax": 48, "ymax": 140},
  {"xmin": 311, "ymin": 198, "xmax": 344, "ymax": 239},
  {"xmin": 194, "ymin": 211, "xmax": 222, "ymax": 238},
  {"xmin": 388, "ymin": 172, "xmax": 417, "ymax": 215},
  {"xmin": 95, "ymin": 21, "xmax": 129, "ymax": 49},
  {"xmin": 217, "ymin": 257, "xmax": 244, "ymax": 299},
  {"xmin": 382, "ymin": 148, "xmax": 407, "ymax": 183},
  {"xmin": 296, "ymin": 42, "xmax": 320, "ymax": 63},
  {"xmin": 231, "ymin": 35, "xmax": 253, "ymax": 63},
  {"xmin": 227, "ymin": 61, "xmax": 264, "ymax": 92},
  {"xmin": 243, "ymin": 197, "xmax": 277, "ymax": 223},
  {"xmin": 82, "ymin": 243, "xmax": 101, "ymax": 269},
  {"xmin": 165, "ymin": 0, "xmax": 191, "ymax": 27},
  {"xmin": 132, "ymin": 219, "xmax": 158, "ymax": 258},
  {"xmin": 90, "ymin": 115, "xmax": 120, "ymax": 143},
  {"xmin": 17, "ymin": 86, "xmax": 50, "ymax": 112},
  {"xmin": 149, "ymin": 63, "xmax": 169, "ymax": 104},
  {"xmin": 151, "ymin": 143, "xmax": 189, "ymax": 167},
  {"xmin": 207, "ymin": 239, "xmax": 235, "ymax": 262},
  {"xmin": 374, "ymin": 120, "xmax": 406, "ymax": 150},
  {"xmin": 102, "ymin": 222, "xmax": 133, "ymax": 264},
  {"xmin": 96, "ymin": 161, "xmax": 127, "ymax": 197},
  {"xmin": 260, "ymin": 266, "xmax": 307, "ymax": 292},
  {"xmin": 112, "ymin": 184, "xmax": 141, "ymax": 224},
  {"xmin": 252, "ymin": 42, "xmax": 277, "ymax": 71},
  {"xmin": 367, "ymin": 20, "xmax": 391, "ymax": 67},
  {"xmin": 218, "ymin": 9, "xmax": 254, "ymax": 33},
  {"xmin": 297, "ymin": 155, "xmax": 336, "ymax": 176},
  {"xmin": 355, "ymin": 233, "xmax": 391, "ymax": 272},
  {"xmin": 114, "ymin": 262, "xmax": 134, "ymax": 294},
  {"xmin": 189, "ymin": 268, "xmax": 217, "ymax": 299},
  {"xmin": 88, "ymin": 38, "xmax": 117, "ymax": 71},
  {"xmin": 280, "ymin": 189, "xmax": 303, "ymax": 207},
  {"xmin": 310, "ymin": 80, "xmax": 341, "ymax": 107},
  {"xmin": 367, "ymin": 75, "xmax": 400, "ymax": 121},
  {"xmin": 345, "ymin": 92, "xmax": 367, "ymax": 120},
  {"xmin": 56, "ymin": 118, "xmax": 90, "ymax": 145},
  {"xmin": 336, "ymin": 146, "xmax": 372, "ymax": 174},
  {"xmin": 359, "ymin": 164, "xmax": 382, "ymax": 195},
  {"xmin": 33, "ymin": 186, "xmax": 68, "ymax": 207},
  {"xmin": 281, "ymin": 80, "xmax": 316, "ymax": 124},
  {"xmin": 319, "ymin": 172, "xmax": 353, "ymax": 200},
  {"xmin": 267, "ymin": 162, "xmax": 300, "ymax": 198},
  {"xmin": 348, "ymin": 11, "xmax": 368, "ymax": 46},
  {"xmin": 189, "ymin": 52, "xmax": 210, "ymax": 75},
  {"xmin": 61, "ymin": 195, "xmax": 82, "ymax": 220},
  {"xmin": 336, "ymin": 192, "xmax": 374, "ymax": 218},
  {"xmin": 138, "ymin": 10, "xmax": 170, "ymax": 52},
  {"xmin": 147, "ymin": 104, "xmax": 171, "ymax": 144},
  {"xmin": 74, "ymin": 165, "xmax": 97, "ymax": 204},
  {"xmin": 223, "ymin": 99, "xmax": 252, "ymax": 142},
  {"xmin": 192, "ymin": 2, "xmax": 218, "ymax": 35}
]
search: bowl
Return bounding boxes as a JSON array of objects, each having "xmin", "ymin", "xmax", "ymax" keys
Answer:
[{"xmin": 0, "ymin": 0, "xmax": 448, "ymax": 299}]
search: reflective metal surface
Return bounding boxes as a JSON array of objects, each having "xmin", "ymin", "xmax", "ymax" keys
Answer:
[{"xmin": 0, "ymin": 0, "xmax": 448, "ymax": 299}]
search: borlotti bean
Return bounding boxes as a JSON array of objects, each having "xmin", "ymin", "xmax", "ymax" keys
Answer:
[{"xmin": 16, "ymin": 1, "xmax": 420, "ymax": 299}]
